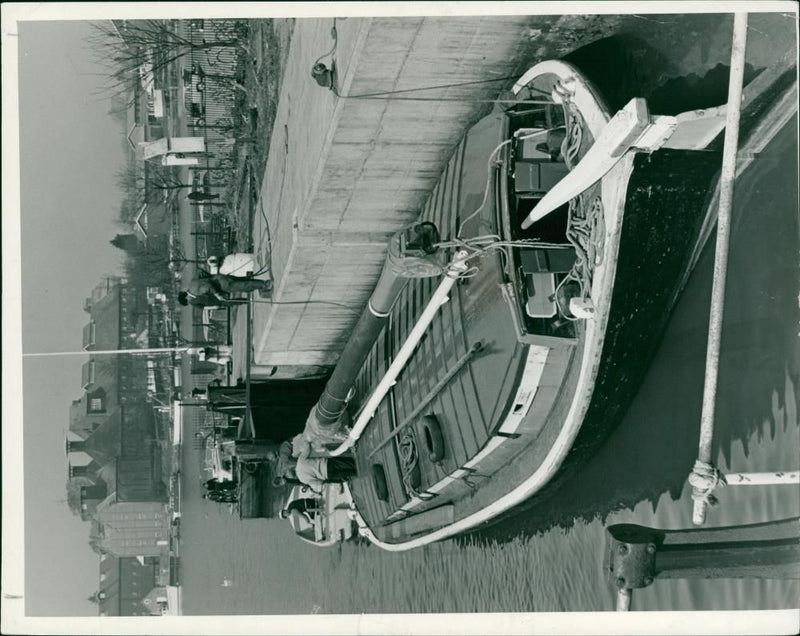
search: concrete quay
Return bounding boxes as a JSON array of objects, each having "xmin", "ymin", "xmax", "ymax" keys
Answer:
[{"xmin": 247, "ymin": 16, "xmax": 549, "ymax": 374}]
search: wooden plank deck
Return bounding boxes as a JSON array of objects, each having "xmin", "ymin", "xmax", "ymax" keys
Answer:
[{"xmin": 348, "ymin": 119, "xmax": 541, "ymax": 529}]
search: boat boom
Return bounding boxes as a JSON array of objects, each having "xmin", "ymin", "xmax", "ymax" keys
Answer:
[
  {"xmin": 310, "ymin": 222, "xmax": 446, "ymax": 435},
  {"xmin": 328, "ymin": 250, "xmax": 469, "ymax": 456}
]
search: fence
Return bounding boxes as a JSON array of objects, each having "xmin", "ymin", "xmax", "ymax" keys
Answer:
[
  {"xmin": 189, "ymin": 210, "xmax": 234, "ymax": 347},
  {"xmin": 179, "ymin": 19, "xmax": 248, "ymax": 196}
]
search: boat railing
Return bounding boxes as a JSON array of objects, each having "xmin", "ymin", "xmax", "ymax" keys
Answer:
[{"xmin": 327, "ymin": 250, "xmax": 470, "ymax": 456}]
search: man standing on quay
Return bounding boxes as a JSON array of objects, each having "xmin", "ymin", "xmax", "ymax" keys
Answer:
[{"xmin": 178, "ymin": 273, "xmax": 271, "ymax": 307}]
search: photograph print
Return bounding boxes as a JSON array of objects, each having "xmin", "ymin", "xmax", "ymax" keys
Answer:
[{"xmin": 3, "ymin": 2, "xmax": 799, "ymax": 634}]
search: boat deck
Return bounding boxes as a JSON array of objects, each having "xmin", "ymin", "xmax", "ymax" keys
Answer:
[{"xmin": 347, "ymin": 118, "xmax": 580, "ymax": 539}]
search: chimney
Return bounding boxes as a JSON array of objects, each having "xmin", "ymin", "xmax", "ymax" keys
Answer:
[
  {"xmin": 81, "ymin": 483, "xmax": 107, "ymax": 500},
  {"xmin": 65, "ymin": 439, "xmax": 86, "ymax": 455},
  {"xmin": 70, "ymin": 464, "xmax": 90, "ymax": 478}
]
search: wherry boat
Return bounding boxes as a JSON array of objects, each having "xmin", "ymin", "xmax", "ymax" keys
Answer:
[{"xmin": 282, "ymin": 56, "xmax": 796, "ymax": 550}]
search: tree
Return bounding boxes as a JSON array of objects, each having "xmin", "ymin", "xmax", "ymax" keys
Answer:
[
  {"xmin": 115, "ymin": 160, "xmax": 147, "ymax": 222},
  {"xmin": 123, "ymin": 236, "xmax": 174, "ymax": 290},
  {"xmin": 110, "ymin": 233, "xmax": 141, "ymax": 252},
  {"xmin": 115, "ymin": 160, "xmax": 189, "ymax": 224},
  {"xmin": 87, "ymin": 19, "xmax": 247, "ymax": 103},
  {"xmin": 66, "ymin": 481, "xmax": 83, "ymax": 517},
  {"xmin": 145, "ymin": 163, "xmax": 194, "ymax": 192}
]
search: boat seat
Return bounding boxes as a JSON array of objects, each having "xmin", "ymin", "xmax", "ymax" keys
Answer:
[{"xmin": 525, "ymin": 273, "xmax": 557, "ymax": 319}]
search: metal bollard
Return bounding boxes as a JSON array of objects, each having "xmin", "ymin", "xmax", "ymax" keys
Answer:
[{"xmin": 605, "ymin": 517, "xmax": 800, "ymax": 611}]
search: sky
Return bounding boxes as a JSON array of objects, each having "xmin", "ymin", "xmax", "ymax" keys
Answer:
[{"xmin": 16, "ymin": 20, "xmax": 126, "ymax": 616}]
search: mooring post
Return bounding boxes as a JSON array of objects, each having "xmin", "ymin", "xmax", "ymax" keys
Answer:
[
  {"xmin": 690, "ymin": 12, "xmax": 748, "ymax": 526},
  {"xmin": 606, "ymin": 517, "xmax": 800, "ymax": 610}
]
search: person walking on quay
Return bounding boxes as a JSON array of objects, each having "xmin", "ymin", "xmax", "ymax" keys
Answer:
[
  {"xmin": 186, "ymin": 190, "xmax": 220, "ymax": 202},
  {"xmin": 178, "ymin": 273, "xmax": 271, "ymax": 307}
]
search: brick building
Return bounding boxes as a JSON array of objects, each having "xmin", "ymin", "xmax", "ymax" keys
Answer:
[
  {"xmin": 97, "ymin": 553, "xmax": 161, "ymax": 616},
  {"xmin": 92, "ymin": 499, "xmax": 171, "ymax": 559}
]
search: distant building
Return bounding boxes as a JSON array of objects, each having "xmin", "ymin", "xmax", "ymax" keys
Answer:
[
  {"xmin": 65, "ymin": 475, "xmax": 109, "ymax": 522},
  {"xmin": 83, "ymin": 276, "xmax": 127, "ymax": 315},
  {"xmin": 97, "ymin": 554, "xmax": 160, "ymax": 616},
  {"xmin": 72, "ymin": 279, "xmax": 151, "ymax": 445},
  {"xmin": 65, "ymin": 275, "xmax": 171, "ymax": 550},
  {"xmin": 67, "ymin": 402, "xmax": 167, "ymax": 503},
  {"xmin": 131, "ymin": 196, "xmax": 172, "ymax": 245},
  {"xmin": 141, "ymin": 586, "xmax": 169, "ymax": 615},
  {"xmin": 93, "ymin": 498, "xmax": 171, "ymax": 559},
  {"xmin": 67, "ymin": 277, "xmax": 160, "ymax": 479}
]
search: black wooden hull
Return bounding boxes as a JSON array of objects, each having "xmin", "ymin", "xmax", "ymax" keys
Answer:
[{"xmin": 500, "ymin": 148, "xmax": 722, "ymax": 520}]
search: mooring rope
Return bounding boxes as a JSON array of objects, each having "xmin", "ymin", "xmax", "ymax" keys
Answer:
[
  {"xmin": 344, "ymin": 75, "xmax": 523, "ymax": 100},
  {"xmin": 312, "ymin": 30, "xmax": 552, "ymax": 106},
  {"xmin": 313, "ymin": 18, "xmax": 338, "ymax": 66},
  {"xmin": 688, "ymin": 459, "xmax": 727, "ymax": 508},
  {"xmin": 398, "ymin": 430, "xmax": 420, "ymax": 498}
]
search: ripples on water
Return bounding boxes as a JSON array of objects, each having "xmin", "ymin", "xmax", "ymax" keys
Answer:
[{"xmin": 311, "ymin": 535, "xmax": 602, "ymax": 613}]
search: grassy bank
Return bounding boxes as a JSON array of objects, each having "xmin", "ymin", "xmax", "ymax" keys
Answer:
[{"xmin": 222, "ymin": 19, "xmax": 295, "ymax": 251}]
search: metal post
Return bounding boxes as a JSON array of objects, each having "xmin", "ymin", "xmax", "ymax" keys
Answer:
[
  {"xmin": 616, "ymin": 589, "xmax": 632, "ymax": 612},
  {"xmin": 243, "ymin": 297, "xmax": 256, "ymax": 439},
  {"xmin": 605, "ymin": 517, "xmax": 800, "ymax": 609},
  {"xmin": 691, "ymin": 12, "xmax": 749, "ymax": 526},
  {"xmin": 23, "ymin": 346, "xmax": 191, "ymax": 357}
]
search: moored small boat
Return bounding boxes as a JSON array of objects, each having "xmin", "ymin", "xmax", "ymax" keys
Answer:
[{"xmin": 281, "ymin": 483, "xmax": 357, "ymax": 546}]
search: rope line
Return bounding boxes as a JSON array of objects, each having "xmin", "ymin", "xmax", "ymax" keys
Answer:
[
  {"xmin": 398, "ymin": 430, "xmax": 420, "ymax": 498},
  {"xmin": 688, "ymin": 459, "xmax": 727, "ymax": 507},
  {"xmin": 344, "ymin": 74, "xmax": 521, "ymax": 99},
  {"xmin": 251, "ymin": 299, "xmax": 360, "ymax": 313},
  {"xmin": 313, "ymin": 19, "xmax": 338, "ymax": 66},
  {"xmin": 336, "ymin": 95, "xmax": 556, "ymax": 105}
]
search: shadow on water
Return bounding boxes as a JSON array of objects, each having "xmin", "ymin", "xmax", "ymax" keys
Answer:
[
  {"xmin": 466, "ymin": 56, "xmax": 798, "ymax": 544},
  {"xmin": 562, "ymin": 33, "xmax": 761, "ymax": 115}
]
